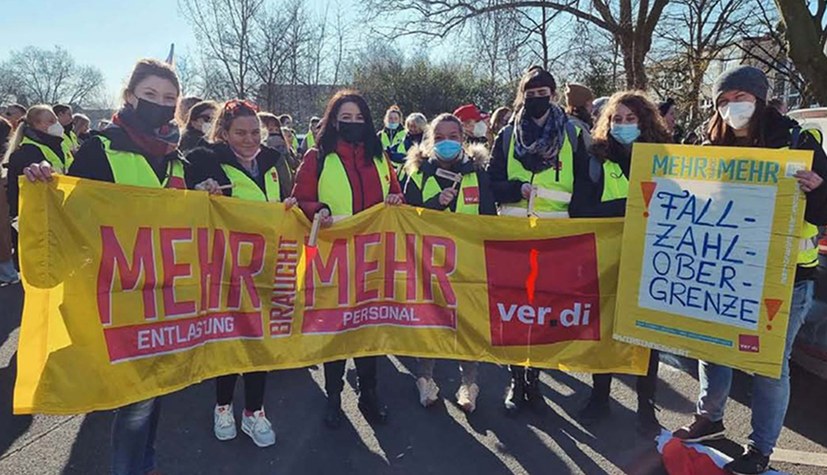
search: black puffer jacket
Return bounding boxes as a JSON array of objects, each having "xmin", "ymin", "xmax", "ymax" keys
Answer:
[{"xmin": 184, "ymin": 142, "xmax": 291, "ymax": 201}]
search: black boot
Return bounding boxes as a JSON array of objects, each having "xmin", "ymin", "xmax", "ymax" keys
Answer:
[
  {"xmin": 577, "ymin": 396, "xmax": 610, "ymax": 425},
  {"xmin": 504, "ymin": 368, "xmax": 526, "ymax": 417},
  {"xmin": 636, "ymin": 399, "xmax": 661, "ymax": 438},
  {"xmin": 524, "ymin": 368, "xmax": 546, "ymax": 414},
  {"xmin": 324, "ymin": 393, "xmax": 344, "ymax": 429},
  {"xmin": 358, "ymin": 389, "xmax": 388, "ymax": 425}
]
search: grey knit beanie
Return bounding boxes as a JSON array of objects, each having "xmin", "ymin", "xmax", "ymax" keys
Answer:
[{"xmin": 712, "ymin": 65, "xmax": 769, "ymax": 109}]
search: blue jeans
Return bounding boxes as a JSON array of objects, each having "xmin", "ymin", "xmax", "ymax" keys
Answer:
[
  {"xmin": 111, "ymin": 397, "xmax": 161, "ymax": 475},
  {"xmin": 0, "ymin": 259, "xmax": 18, "ymax": 282},
  {"xmin": 697, "ymin": 280, "xmax": 814, "ymax": 456}
]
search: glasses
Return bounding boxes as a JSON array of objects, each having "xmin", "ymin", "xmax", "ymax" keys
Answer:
[{"xmin": 198, "ymin": 115, "xmax": 213, "ymax": 122}]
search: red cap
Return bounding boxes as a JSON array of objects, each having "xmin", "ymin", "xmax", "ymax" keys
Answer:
[{"xmin": 453, "ymin": 104, "xmax": 483, "ymax": 122}]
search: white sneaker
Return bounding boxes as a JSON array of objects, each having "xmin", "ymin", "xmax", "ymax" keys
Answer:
[
  {"xmin": 242, "ymin": 409, "xmax": 276, "ymax": 448},
  {"xmin": 416, "ymin": 377, "xmax": 440, "ymax": 407},
  {"xmin": 456, "ymin": 383, "xmax": 480, "ymax": 413},
  {"xmin": 214, "ymin": 404, "xmax": 236, "ymax": 441}
]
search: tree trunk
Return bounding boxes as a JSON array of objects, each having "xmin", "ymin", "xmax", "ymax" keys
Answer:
[{"xmin": 775, "ymin": 0, "xmax": 827, "ymax": 106}]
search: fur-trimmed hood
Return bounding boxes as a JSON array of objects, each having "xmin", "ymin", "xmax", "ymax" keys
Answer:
[{"xmin": 403, "ymin": 142, "xmax": 489, "ymax": 176}]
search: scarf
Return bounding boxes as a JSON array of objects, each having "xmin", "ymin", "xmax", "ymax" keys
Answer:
[
  {"xmin": 514, "ymin": 102, "xmax": 568, "ymax": 169},
  {"xmin": 111, "ymin": 104, "xmax": 180, "ymax": 160}
]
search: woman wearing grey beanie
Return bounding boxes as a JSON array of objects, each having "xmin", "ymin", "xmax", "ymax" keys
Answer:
[{"xmin": 673, "ymin": 65, "xmax": 827, "ymax": 475}]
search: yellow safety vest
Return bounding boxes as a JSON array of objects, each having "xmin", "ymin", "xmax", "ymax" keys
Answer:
[
  {"xmin": 780, "ymin": 136, "xmax": 820, "ymax": 269},
  {"xmin": 380, "ymin": 129, "xmax": 406, "ymax": 150},
  {"xmin": 601, "ymin": 160, "xmax": 630, "ymax": 202},
  {"xmin": 317, "ymin": 153, "xmax": 391, "ymax": 219},
  {"xmin": 400, "ymin": 168, "xmax": 424, "ymax": 193},
  {"xmin": 500, "ymin": 127, "xmax": 576, "ymax": 218},
  {"xmin": 220, "ymin": 163, "xmax": 281, "ymax": 202},
  {"xmin": 305, "ymin": 131, "xmax": 316, "ymax": 149},
  {"xmin": 62, "ymin": 131, "xmax": 79, "ymax": 155},
  {"xmin": 20, "ymin": 137, "xmax": 72, "ymax": 174},
  {"xmin": 421, "ymin": 170, "xmax": 481, "ymax": 215},
  {"xmin": 99, "ymin": 136, "xmax": 185, "ymax": 189}
]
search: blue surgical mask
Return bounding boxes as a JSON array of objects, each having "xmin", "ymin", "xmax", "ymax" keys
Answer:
[
  {"xmin": 434, "ymin": 140, "xmax": 462, "ymax": 161},
  {"xmin": 387, "ymin": 122, "xmax": 400, "ymax": 130},
  {"xmin": 610, "ymin": 123, "xmax": 641, "ymax": 144}
]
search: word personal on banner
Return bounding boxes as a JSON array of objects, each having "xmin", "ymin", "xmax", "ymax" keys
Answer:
[
  {"xmin": 615, "ymin": 143, "xmax": 812, "ymax": 377},
  {"xmin": 14, "ymin": 176, "xmax": 648, "ymax": 415}
]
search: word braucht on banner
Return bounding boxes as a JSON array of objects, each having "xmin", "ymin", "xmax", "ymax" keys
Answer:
[
  {"xmin": 14, "ymin": 176, "xmax": 648, "ymax": 415},
  {"xmin": 614, "ymin": 143, "xmax": 812, "ymax": 378}
]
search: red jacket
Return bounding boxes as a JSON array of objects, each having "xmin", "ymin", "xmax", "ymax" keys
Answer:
[{"xmin": 292, "ymin": 139, "xmax": 402, "ymax": 219}]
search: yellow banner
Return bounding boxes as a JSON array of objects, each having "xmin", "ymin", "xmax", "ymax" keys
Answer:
[
  {"xmin": 15, "ymin": 176, "xmax": 648, "ymax": 415},
  {"xmin": 614, "ymin": 143, "xmax": 813, "ymax": 378}
]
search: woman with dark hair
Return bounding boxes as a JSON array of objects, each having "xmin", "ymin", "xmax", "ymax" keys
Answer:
[
  {"xmin": 292, "ymin": 89, "xmax": 404, "ymax": 429},
  {"xmin": 673, "ymin": 66, "xmax": 827, "ymax": 475},
  {"xmin": 488, "ymin": 66, "xmax": 590, "ymax": 416},
  {"xmin": 568, "ymin": 91, "xmax": 672, "ymax": 437},
  {"xmin": 179, "ymin": 100, "xmax": 218, "ymax": 153}
]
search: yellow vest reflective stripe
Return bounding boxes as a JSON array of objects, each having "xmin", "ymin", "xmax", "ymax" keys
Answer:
[
  {"xmin": 799, "ymin": 222, "xmax": 819, "ymax": 268},
  {"xmin": 781, "ymin": 139, "xmax": 819, "ymax": 268},
  {"xmin": 501, "ymin": 127, "xmax": 575, "ymax": 217},
  {"xmin": 99, "ymin": 136, "xmax": 185, "ymax": 189},
  {"xmin": 421, "ymin": 170, "xmax": 480, "ymax": 215},
  {"xmin": 305, "ymin": 132, "xmax": 316, "ymax": 149},
  {"xmin": 402, "ymin": 169, "xmax": 424, "ymax": 191},
  {"xmin": 220, "ymin": 163, "xmax": 281, "ymax": 202},
  {"xmin": 20, "ymin": 137, "xmax": 71, "ymax": 174},
  {"xmin": 381, "ymin": 130, "xmax": 406, "ymax": 150},
  {"xmin": 601, "ymin": 161, "xmax": 630, "ymax": 201},
  {"xmin": 318, "ymin": 153, "xmax": 391, "ymax": 218}
]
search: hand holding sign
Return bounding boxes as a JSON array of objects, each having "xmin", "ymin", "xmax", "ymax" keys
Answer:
[
  {"xmin": 794, "ymin": 169, "xmax": 823, "ymax": 192},
  {"xmin": 438, "ymin": 187, "xmax": 458, "ymax": 206}
]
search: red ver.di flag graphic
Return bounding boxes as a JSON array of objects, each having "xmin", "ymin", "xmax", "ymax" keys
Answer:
[{"xmin": 484, "ymin": 234, "xmax": 601, "ymax": 346}]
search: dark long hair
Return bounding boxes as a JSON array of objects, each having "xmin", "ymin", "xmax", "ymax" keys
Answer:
[
  {"xmin": 706, "ymin": 98, "xmax": 775, "ymax": 147},
  {"xmin": 316, "ymin": 89, "xmax": 382, "ymax": 161}
]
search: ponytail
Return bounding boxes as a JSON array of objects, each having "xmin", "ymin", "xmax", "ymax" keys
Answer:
[{"xmin": 1, "ymin": 105, "xmax": 55, "ymax": 167}]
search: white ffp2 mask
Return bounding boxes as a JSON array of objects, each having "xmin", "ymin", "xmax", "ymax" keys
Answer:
[{"xmin": 719, "ymin": 101, "xmax": 755, "ymax": 130}]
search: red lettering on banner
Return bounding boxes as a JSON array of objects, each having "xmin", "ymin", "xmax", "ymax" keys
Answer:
[
  {"xmin": 198, "ymin": 229, "xmax": 225, "ymax": 313},
  {"xmin": 270, "ymin": 237, "xmax": 299, "ymax": 337},
  {"xmin": 384, "ymin": 232, "xmax": 417, "ymax": 301},
  {"xmin": 354, "ymin": 233, "xmax": 381, "ymax": 302},
  {"xmin": 104, "ymin": 311, "xmax": 263, "ymax": 362},
  {"xmin": 422, "ymin": 236, "xmax": 457, "ymax": 305},
  {"xmin": 227, "ymin": 232, "xmax": 266, "ymax": 310},
  {"xmin": 305, "ymin": 238, "xmax": 348, "ymax": 307},
  {"xmin": 97, "ymin": 226, "xmax": 157, "ymax": 325},
  {"xmin": 304, "ymin": 233, "xmax": 457, "ymax": 333},
  {"xmin": 302, "ymin": 302, "xmax": 455, "ymax": 334},
  {"xmin": 484, "ymin": 234, "xmax": 601, "ymax": 346},
  {"xmin": 160, "ymin": 228, "xmax": 196, "ymax": 317}
]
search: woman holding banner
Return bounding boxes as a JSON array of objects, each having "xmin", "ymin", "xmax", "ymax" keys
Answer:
[
  {"xmin": 186, "ymin": 99, "xmax": 294, "ymax": 448},
  {"xmin": 401, "ymin": 112, "xmax": 496, "ymax": 412},
  {"xmin": 291, "ymin": 90, "xmax": 404, "ymax": 429},
  {"xmin": 23, "ymin": 58, "xmax": 186, "ymax": 475},
  {"xmin": 487, "ymin": 65, "xmax": 590, "ymax": 416},
  {"xmin": 673, "ymin": 66, "xmax": 827, "ymax": 475},
  {"xmin": 568, "ymin": 91, "xmax": 671, "ymax": 437}
]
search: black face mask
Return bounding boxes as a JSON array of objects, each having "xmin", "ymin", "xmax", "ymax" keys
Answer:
[
  {"xmin": 409, "ymin": 133, "xmax": 423, "ymax": 144},
  {"xmin": 524, "ymin": 97, "xmax": 552, "ymax": 119},
  {"xmin": 338, "ymin": 121, "xmax": 365, "ymax": 144},
  {"xmin": 134, "ymin": 98, "xmax": 175, "ymax": 129},
  {"xmin": 63, "ymin": 122, "xmax": 73, "ymax": 134}
]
